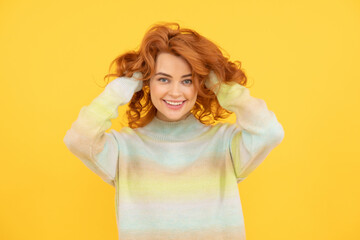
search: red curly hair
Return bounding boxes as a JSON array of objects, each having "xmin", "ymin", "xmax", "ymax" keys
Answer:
[{"xmin": 103, "ymin": 22, "xmax": 248, "ymax": 128}]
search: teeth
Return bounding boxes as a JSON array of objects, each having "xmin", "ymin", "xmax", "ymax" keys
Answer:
[{"xmin": 165, "ymin": 100, "xmax": 184, "ymax": 106}]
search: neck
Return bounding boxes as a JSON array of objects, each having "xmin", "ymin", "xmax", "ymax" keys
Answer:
[
  {"xmin": 136, "ymin": 113, "xmax": 209, "ymax": 142},
  {"xmin": 155, "ymin": 111, "xmax": 192, "ymax": 122}
]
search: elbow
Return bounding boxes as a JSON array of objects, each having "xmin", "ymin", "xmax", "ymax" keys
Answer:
[
  {"xmin": 63, "ymin": 129, "xmax": 84, "ymax": 156},
  {"xmin": 271, "ymin": 122, "xmax": 285, "ymax": 146},
  {"xmin": 63, "ymin": 128, "xmax": 97, "ymax": 162},
  {"xmin": 63, "ymin": 129, "xmax": 76, "ymax": 153}
]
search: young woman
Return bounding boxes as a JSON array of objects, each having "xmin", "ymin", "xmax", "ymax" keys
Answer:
[{"xmin": 64, "ymin": 22, "xmax": 284, "ymax": 240}]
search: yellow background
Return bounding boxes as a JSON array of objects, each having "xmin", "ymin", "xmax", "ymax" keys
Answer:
[{"xmin": 1, "ymin": 0, "xmax": 359, "ymax": 239}]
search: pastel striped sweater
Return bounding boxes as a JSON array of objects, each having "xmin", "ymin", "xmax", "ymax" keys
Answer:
[{"xmin": 63, "ymin": 74, "xmax": 285, "ymax": 240}]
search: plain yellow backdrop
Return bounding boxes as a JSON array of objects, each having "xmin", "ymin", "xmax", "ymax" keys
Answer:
[{"xmin": 1, "ymin": 0, "xmax": 359, "ymax": 239}]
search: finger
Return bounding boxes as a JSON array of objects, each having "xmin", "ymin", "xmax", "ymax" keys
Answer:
[{"xmin": 132, "ymin": 72, "xmax": 143, "ymax": 80}]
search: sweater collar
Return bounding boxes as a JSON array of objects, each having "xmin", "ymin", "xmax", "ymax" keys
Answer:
[{"xmin": 137, "ymin": 113, "xmax": 209, "ymax": 142}]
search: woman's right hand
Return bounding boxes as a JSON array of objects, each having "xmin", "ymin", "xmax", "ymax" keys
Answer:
[
  {"xmin": 105, "ymin": 71, "xmax": 144, "ymax": 103},
  {"xmin": 131, "ymin": 72, "xmax": 144, "ymax": 92}
]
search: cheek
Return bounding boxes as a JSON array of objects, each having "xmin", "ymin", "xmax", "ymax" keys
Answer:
[
  {"xmin": 150, "ymin": 84, "xmax": 164, "ymax": 100},
  {"xmin": 188, "ymin": 88, "xmax": 198, "ymax": 100}
]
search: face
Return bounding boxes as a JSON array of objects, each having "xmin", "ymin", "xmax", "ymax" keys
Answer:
[{"xmin": 149, "ymin": 52, "xmax": 198, "ymax": 122}]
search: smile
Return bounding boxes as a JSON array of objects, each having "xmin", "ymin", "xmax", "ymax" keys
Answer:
[{"xmin": 163, "ymin": 100, "xmax": 186, "ymax": 109}]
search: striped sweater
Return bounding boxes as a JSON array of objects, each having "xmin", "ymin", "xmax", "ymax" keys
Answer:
[{"xmin": 63, "ymin": 74, "xmax": 285, "ymax": 240}]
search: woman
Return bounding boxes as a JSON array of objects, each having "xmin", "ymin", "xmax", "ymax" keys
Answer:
[{"xmin": 64, "ymin": 22, "xmax": 284, "ymax": 240}]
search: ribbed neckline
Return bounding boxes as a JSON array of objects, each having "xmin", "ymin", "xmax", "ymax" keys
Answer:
[{"xmin": 136, "ymin": 113, "xmax": 210, "ymax": 142}]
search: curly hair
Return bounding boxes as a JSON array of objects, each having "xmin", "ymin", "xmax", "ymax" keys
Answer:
[{"xmin": 103, "ymin": 22, "xmax": 248, "ymax": 128}]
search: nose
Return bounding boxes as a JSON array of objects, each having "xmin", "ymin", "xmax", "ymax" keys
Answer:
[{"xmin": 168, "ymin": 82, "xmax": 181, "ymax": 97}]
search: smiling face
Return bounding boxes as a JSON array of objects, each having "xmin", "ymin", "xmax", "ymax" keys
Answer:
[{"xmin": 149, "ymin": 52, "xmax": 198, "ymax": 122}]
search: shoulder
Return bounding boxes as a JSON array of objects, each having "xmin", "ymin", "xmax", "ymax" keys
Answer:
[
  {"xmin": 205, "ymin": 122, "xmax": 240, "ymax": 140},
  {"xmin": 212, "ymin": 121, "xmax": 239, "ymax": 131},
  {"xmin": 108, "ymin": 127, "xmax": 140, "ymax": 141}
]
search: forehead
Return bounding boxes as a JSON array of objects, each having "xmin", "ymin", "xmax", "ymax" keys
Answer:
[{"xmin": 155, "ymin": 52, "xmax": 192, "ymax": 73}]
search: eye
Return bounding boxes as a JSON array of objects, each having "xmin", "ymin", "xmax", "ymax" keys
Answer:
[
  {"xmin": 183, "ymin": 79, "xmax": 192, "ymax": 85},
  {"xmin": 158, "ymin": 78, "xmax": 168, "ymax": 83}
]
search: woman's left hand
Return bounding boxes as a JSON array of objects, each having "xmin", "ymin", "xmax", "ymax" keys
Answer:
[{"xmin": 205, "ymin": 70, "xmax": 221, "ymax": 95}]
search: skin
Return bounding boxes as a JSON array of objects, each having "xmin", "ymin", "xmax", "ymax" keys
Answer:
[{"xmin": 149, "ymin": 52, "xmax": 198, "ymax": 122}]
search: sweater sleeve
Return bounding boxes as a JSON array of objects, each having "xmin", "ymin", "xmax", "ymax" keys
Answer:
[
  {"xmin": 206, "ymin": 72, "xmax": 285, "ymax": 183},
  {"xmin": 63, "ymin": 75, "xmax": 143, "ymax": 187}
]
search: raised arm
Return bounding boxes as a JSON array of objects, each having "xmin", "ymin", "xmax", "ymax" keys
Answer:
[
  {"xmin": 63, "ymin": 72, "xmax": 143, "ymax": 187},
  {"xmin": 205, "ymin": 71, "xmax": 285, "ymax": 183}
]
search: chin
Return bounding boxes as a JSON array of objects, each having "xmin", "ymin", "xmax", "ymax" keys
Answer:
[{"xmin": 157, "ymin": 111, "xmax": 189, "ymax": 122}]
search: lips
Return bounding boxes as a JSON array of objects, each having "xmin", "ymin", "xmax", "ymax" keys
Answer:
[
  {"xmin": 163, "ymin": 100, "xmax": 186, "ymax": 109},
  {"xmin": 164, "ymin": 100, "xmax": 185, "ymax": 103}
]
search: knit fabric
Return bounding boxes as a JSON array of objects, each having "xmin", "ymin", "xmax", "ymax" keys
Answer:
[{"xmin": 63, "ymin": 76, "xmax": 284, "ymax": 240}]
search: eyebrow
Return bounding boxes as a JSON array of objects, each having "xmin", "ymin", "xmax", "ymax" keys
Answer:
[{"xmin": 155, "ymin": 72, "xmax": 192, "ymax": 78}]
